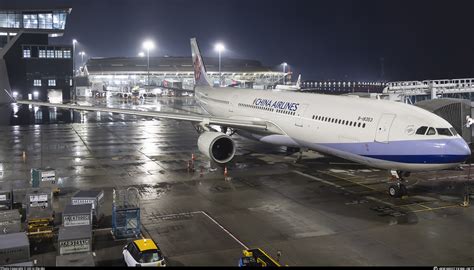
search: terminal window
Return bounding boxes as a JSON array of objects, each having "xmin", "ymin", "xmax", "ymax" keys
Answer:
[
  {"xmin": 47, "ymin": 49, "xmax": 55, "ymax": 58},
  {"xmin": 38, "ymin": 13, "xmax": 53, "ymax": 29},
  {"xmin": 34, "ymin": 80, "xmax": 41, "ymax": 86},
  {"xmin": 23, "ymin": 14, "xmax": 39, "ymax": 29},
  {"xmin": 52, "ymin": 11, "xmax": 67, "ymax": 30},
  {"xmin": 63, "ymin": 50, "xmax": 71, "ymax": 58},
  {"xmin": 23, "ymin": 48, "xmax": 31, "ymax": 58},
  {"xmin": 48, "ymin": 79, "xmax": 56, "ymax": 86},
  {"xmin": 55, "ymin": 50, "xmax": 63, "ymax": 58},
  {"xmin": 0, "ymin": 12, "xmax": 21, "ymax": 28},
  {"xmin": 39, "ymin": 49, "xmax": 46, "ymax": 58}
]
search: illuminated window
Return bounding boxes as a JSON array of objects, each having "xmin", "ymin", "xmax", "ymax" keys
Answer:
[
  {"xmin": 34, "ymin": 80, "xmax": 41, "ymax": 86},
  {"xmin": 55, "ymin": 50, "xmax": 63, "ymax": 58},
  {"xmin": 63, "ymin": 50, "xmax": 71, "ymax": 58},
  {"xmin": 38, "ymin": 13, "xmax": 53, "ymax": 29},
  {"xmin": 23, "ymin": 48, "xmax": 31, "ymax": 58},
  {"xmin": 0, "ymin": 12, "xmax": 21, "ymax": 28},
  {"xmin": 70, "ymin": 79, "xmax": 73, "ymax": 86},
  {"xmin": 52, "ymin": 11, "xmax": 67, "ymax": 30},
  {"xmin": 39, "ymin": 50, "xmax": 46, "ymax": 58},
  {"xmin": 47, "ymin": 50, "xmax": 55, "ymax": 58},
  {"xmin": 48, "ymin": 79, "xmax": 56, "ymax": 86},
  {"xmin": 23, "ymin": 14, "xmax": 38, "ymax": 29}
]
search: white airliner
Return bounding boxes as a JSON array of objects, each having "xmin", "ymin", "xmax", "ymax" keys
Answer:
[
  {"xmin": 12, "ymin": 38, "xmax": 471, "ymax": 198},
  {"xmin": 274, "ymin": 74, "xmax": 301, "ymax": 91}
]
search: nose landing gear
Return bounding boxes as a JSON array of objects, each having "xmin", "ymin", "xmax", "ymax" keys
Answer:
[{"xmin": 388, "ymin": 170, "xmax": 410, "ymax": 198}]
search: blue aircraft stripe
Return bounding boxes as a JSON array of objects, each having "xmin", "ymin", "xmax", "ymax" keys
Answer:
[{"xmin": 363, "ymin": 155, "xmax": 469, "ymax": 164}]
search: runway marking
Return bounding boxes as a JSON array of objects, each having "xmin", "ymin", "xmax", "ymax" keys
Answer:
[
  {"xmin": 318, "ymin": 170, "xmax": 377, "ymax": 191},
  {"xmin": 292, "ymin": 170, "xmax": 344, "ymax": 189},
  {"xmin": 143, "ymin": 210, "xmax": 249, "ymax": 250}
]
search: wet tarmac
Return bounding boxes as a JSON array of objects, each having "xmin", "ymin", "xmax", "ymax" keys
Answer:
[{"xmin": 0, "ymin": 96, "xmax": 473, "ymax": 266}]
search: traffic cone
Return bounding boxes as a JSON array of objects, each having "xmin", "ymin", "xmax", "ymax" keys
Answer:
[
  {"xmin": 191, "ymin": 153, "xmax": 195, "ymax": 161},
  {"xmin": 224, "ymin": 166, "xmax": 228, "ymax": 179}
]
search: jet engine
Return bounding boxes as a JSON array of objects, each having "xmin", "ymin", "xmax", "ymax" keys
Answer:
[{"xmin": 198, "ymin": 132, "xmax": 236, "ymax": 164}]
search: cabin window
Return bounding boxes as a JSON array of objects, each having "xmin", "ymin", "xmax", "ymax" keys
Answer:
[
  {"xmin": 436, "ymin": 128, "xmax": 452, "ymax": 136},
  {"xmin": 449, "ymin": 127, "xmax": 458, "ymax": 136},
  {"xmin": 362, "ymin": 123, "xmax": 366, "ymax": 128},
  {"xmin": 357, "ymin": 122, "xmax": 361, "ymax": 127},
  {"xmin": 426, "ymin": 127, "xmax": 436, "ymax": 135},
  {"xmin": 416, "ymin": 126, "xmax": 428, "ymax": 135}
]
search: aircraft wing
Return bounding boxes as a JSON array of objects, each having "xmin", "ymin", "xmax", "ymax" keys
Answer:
[{"xmin": 15, "ymin": 100, "xmax": 272, "ymax": 131}]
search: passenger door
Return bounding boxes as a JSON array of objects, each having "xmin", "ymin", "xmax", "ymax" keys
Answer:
[
  {"xmin": 375, "ymin": 113, "xmax": 396, "ymax": 143},
  {"xmin": 295, "ymin": 104, "xmax": 309, "ymax": 127}
]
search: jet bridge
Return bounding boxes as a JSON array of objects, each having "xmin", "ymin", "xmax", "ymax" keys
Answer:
[
  {"xmin": 384, "ymin": 78, "xmax": 474, "ymax": 100},
  {"xmin": 415, "ymin": 98, "xmax": 472, "ymax": 143}
]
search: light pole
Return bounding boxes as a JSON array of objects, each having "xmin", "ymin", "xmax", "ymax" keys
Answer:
[
  {"xmin": 79, "ymin": 51, "xmax": 85, "ymax": 72},
  {"xmin": 282, "ymin": 62, "xmax": 287, "ymax": 85},
  {"xmin": 142, "ymin": 40, "xmax": 155, "ymax": 87},
  {"xmin": 214, "ymin": 43, "xmax": 225, "ymax": 86},
  {"xmin": 72, "ymin": 39, "xmax": 77, "ymax": 100}
]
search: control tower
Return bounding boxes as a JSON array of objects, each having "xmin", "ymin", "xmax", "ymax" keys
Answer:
[{"xmin": 0, "ymin": 8, "xmax": 73, "ymax": 102}]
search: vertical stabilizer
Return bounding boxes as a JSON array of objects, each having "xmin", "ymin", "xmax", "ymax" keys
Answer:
[
  {"xmin": 296, "ymin": 74, "xmax": 301, "ymax": 88},
  {"xmin": 190, "ymin": 38, "xmax": 212, "ymax": 87}
]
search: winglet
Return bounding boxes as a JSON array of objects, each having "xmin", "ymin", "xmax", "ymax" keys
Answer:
[
  {"xmin": 3, "ymin": 89, "xmax": 16, "ymax": 103},
  {"xmin": 190, "ymin": 38, "xmax": 212, "ymax": 87}
]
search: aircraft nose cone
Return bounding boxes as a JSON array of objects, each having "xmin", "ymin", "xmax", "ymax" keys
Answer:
[{"xmin": 446, "ymin": 138, "xmax": 471, "ymax": 163}]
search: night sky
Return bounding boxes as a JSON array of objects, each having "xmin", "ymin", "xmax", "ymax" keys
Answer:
[{"xmin": 3, "ymin": 0, "xmax": 474, "ymax": 81}]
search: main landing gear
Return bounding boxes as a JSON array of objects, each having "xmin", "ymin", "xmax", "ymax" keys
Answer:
[{"xmin": 388, "ymin": 170, "xmax": 410, "ymax": 198}]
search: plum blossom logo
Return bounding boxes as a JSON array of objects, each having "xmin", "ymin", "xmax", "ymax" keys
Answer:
[{"xmin": 194, "ymin": 56, "xmax": 202, "ymax": 82}]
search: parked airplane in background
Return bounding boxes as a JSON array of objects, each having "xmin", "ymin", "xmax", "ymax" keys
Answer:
[
  {"xmin": 11, "ymin": 38, "xmax": 471, "ymax": 198},
  {"xmin": 274, "ymin": 74, "xmax": 301, "ymax": 91}
]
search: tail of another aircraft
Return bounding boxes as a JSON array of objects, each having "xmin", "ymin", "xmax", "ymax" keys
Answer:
[
  {"xmin": 296, "ymin": 74, "xmax": 301, "ymax": 88},
  {"xmin": 190, "ymin": 38, "xmax": 212, "ymax": 87}
]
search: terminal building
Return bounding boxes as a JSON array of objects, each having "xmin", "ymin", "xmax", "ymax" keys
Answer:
[
  {"xmin": 0, "ymin": 8, "xmax": 73, "ymax": 102},
  {"xmin": 301, "ymin": 80, "xmax": 387, "ymax": 94},
  {"xmin": 83, "ymin": 56, "xmax": 287, "ymax": 95}
]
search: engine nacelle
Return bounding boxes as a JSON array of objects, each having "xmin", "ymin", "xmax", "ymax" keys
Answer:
[{"xmin": 198, "ymin": 132, "xmax": 236, "ymax": 164}]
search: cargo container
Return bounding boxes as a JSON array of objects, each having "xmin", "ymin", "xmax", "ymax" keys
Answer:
[
  {"xmin": 56, "ymin": 252, "xmax": 95, "ymax": 266},
  {"xmin": 26, "ymin": 207, "xmax": 54, "ymax": 238},
  {"xmin": 26, "ymin": 188, "xmax": 53, "ymax": 213},
  {"xmin": 58, "ymin": 225, "xmax": 92, "ymax": 255},
  {"xmin": 0, "ymin": 232, "xmax": 30, "ymax": 265},
  {"xmin": 63, "ymin": 204, "xmax": 92, "ymax": 227},
  {"xmin": 0, "ymin": 210, "xmax": 22, "ymax": 234},
  {"xmin": 0, "ymin": 184, "xmax": 13, "ymax": 210},
  {"xmin": 26, "ymin": 189, "xmax": 54, "ymax": 238},
  {"xmin": 11, "ymin": 180, "xmax": 29, "ymax": 207},
  {"xmin": 31, "ymin": 168, "xmax": 60, "ymax": 195},
  {"xmin": 71, "ymin": 190, "xmax": 104, "ymax": 222}
]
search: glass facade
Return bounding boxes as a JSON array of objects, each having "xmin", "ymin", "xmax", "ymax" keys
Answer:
[{"xmin": 0, "ymin": 10, "xmax": 67, "ymax": 30}]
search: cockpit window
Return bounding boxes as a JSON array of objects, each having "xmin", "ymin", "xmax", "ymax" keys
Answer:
[
  {"xmin": 436, "ymin": 128, "xmax": 452, "ymax": 136},
  {"xmin": 416, "ymin": 126, "xmax": 428, "ymax": 135},
  {"xmin": 449, "ymin": 127, "xmax": 458, "ymax": 136},
  {"xmin": 426, "ymin": 127, "xmax": 436, "ymax": 135}
]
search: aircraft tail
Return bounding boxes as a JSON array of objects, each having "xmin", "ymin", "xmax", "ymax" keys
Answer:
[
  {"xmin": 296, "ymin": 74, "xmax": 301, "ymax": 88},
  {"xmin": 190, "ymin": 38, "xmax": 212, "ymax": 87}
]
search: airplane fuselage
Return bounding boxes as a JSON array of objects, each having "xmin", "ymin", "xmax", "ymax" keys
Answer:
[{"xmin": 195, "ymin": 85, "xmax": 471, "ymax": 171}]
